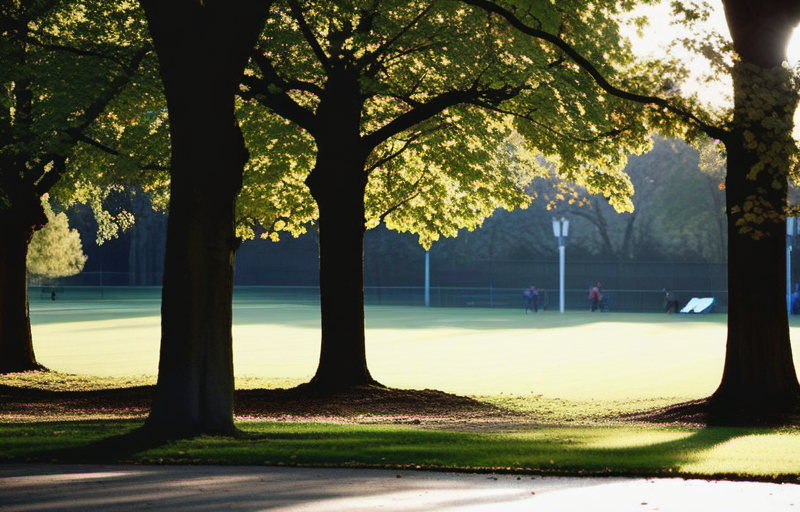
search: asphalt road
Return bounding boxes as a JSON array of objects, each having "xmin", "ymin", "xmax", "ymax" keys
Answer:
[{"xmin": 2, "ymin": 464, "xmax": 799, "ymax": 511}]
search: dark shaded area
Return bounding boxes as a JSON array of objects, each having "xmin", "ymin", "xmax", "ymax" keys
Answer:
[
  {"xmin": 7, "ymin": 382, "xmax": 800, "ymax": 429},
  {"xmin": 0, "ymin": 383, "xmax": 154, "ymax": 418},
  {"xmin": 0, "ymin": 383, "xmax": 513, "ymax": 424},
  {"xmin": 626, "ymin": 397, "xmax": 800, "ymax": 427},
  {"xmin": 235, "ymin": 386, "xmax": 511, "ymax": 422}
]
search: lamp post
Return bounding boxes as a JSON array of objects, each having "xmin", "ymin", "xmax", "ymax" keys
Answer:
[
  {"xmin": 788, "ymin": 217, "xmax": 796, "ymax": 313},
  {"xmin": 552, "ymin": 217, "xmax": 569, "ymax": 313},
  {"xmin": 424, "ymin": 249, "xmax": 430, "ymax": 307}
]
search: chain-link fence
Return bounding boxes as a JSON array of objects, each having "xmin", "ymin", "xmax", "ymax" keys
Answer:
[
  {"xmin": 30, "ymin": 283, "xmax": 726, "ymax": 313},
  {"xmin": 31, "ymin": 259, "xmax": 729, "ymax": 312}
]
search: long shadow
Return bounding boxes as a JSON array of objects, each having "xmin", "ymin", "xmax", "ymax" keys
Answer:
[
  {"xmin": 5, "ymin": 415, "xmax": 789, "ymax": 482},
  {"xmin": 562, "ymin": 426, "xmax": 771, "ymax": 478},
  {"xmin": 208, "ymin": 421, "xmax": 777, "ymax": 480},
  {"xmin": 15, "ymin": 422, "xmax": 171, "ymax": 464}
]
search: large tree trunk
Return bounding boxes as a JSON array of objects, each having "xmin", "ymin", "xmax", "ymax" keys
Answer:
[
  {"xmin": 139, "ymin": 0, "xmax": 268, "ymax": 438},
  {"xmin": 0, "ymin": 199, "xmax": 47, "ymax": 373},
  {"xmin": 711, "ymin": 0, "xmax": 800, "ymax": 421},
  {"xmin": 713, "ymin": 130, "xmax": 800, "ymax": 417},
  {"xmin": 304, "ymin": 149, "xmax": 380, "ymax": 391},
  {"xmin": 301, "ymin": 66, "xmax": 381, "ymax": 391}
]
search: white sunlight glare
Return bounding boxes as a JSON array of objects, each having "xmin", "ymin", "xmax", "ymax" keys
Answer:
[{"xmin": 789, "ymin": 26, "xmax": 800, "ymax": 65}]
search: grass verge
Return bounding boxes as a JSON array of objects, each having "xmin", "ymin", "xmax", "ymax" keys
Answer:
[{"xmin": 3, "ymin": 420, "xmax": 800, "ymax": 483}]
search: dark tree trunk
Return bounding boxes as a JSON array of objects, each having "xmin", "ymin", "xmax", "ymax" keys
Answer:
[
  {"xmin": 298, "ymin": 65, "xmax": 382, "ymax": 392},
  {"xmin": 0, "ymin": 198, "xmax": 47, "ymax": 373},
  {"xmin": 304, "ymin": 140, "xmax": 380, "ymax": 391},
  {"xmin": 711, "ymin": 0, "xmax": 800, "ymax": 421},
  {"xmin": 713, "ymin": 132, "xmax": 800, "ymax": 417},
  {"xmin": 139, "ymin": 0, "xmax": 269, "ymax": 438}
]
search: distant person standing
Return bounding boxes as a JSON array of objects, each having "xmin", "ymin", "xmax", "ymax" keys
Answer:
[
  {"xmin": 588, "ymin": 282, "xmax": 601, "ymax": 312},
  {"xmin": 664, "ymin": 288, "xmax": 679, "ymax": 314}
]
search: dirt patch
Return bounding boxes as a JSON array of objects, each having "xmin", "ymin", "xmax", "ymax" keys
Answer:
[
  {"xmin": 0, "ymin": 384, "xmax": 531, "ymax": 429},
  {"xmin": 620, "ymin": 398, "xmax": 711, "ymax": 425}
]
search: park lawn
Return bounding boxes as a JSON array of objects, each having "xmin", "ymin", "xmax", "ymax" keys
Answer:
[
  {"xmin": 26, "ymin": 300, "xmax": 744, "ymax": 400},
  {"xmin": 6, "ymin": 301, "xmax": 800, "ymax": 481},
  {"xmin": 2, "ymin": 419, "xmax": 800, "ymax": 482}
]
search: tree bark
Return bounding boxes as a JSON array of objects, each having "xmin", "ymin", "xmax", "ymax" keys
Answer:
[
  {"xmin": 304, "ymin": 133, "xmax": 380, "ymax": 391},
  {"xmin": 711, "ymin": 0, "xmax": 800, "ymax": 420},
  {"xmin": 713, "ymin": 131, "xmax": 800, "ymax": 416},
  {"xmin": 139, "ymin": 0, "xmax": 269, "ymax": 437},
  {"xmin": 0, "ymin": 198, "xmax": 47, "ymax": 373},
  {"xmin": 287, "ymin": 61, "xmax": 382, "ymax": 392}
]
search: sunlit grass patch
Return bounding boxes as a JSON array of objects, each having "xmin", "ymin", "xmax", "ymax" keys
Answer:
[
  {"xmin": 27, "ymin": 302, "xmax": 736, "ymax": 400},
  {"xmin": 479, "ymin": 394, "xmax": 690, "ymax": 424},
  {"xmin": 680, "ymin": 430, "xmax": 800, "ymax": 476},
  {"xmin": 3, "ymin": 421, "xmax": 800, "ymax": 482},
  {"xmin": 0, "ymin": 371, "xmax": 304, "ymax": 392},
  {"xmin": 0, "ymin": 371, "xmax": 155, "ymax": 391}
]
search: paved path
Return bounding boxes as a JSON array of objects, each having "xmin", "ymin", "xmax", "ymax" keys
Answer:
[{"xmin": 1, "ymin": 464, "xmax": 799, "ymax": 511}]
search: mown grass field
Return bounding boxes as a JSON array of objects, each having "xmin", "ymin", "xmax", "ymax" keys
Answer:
[
  {"xmin": 26, "ymin": 296, "xmax": 748, "ymax": 400},
  {"xmin": 6, "ymin": 295, "xmax": 800, "ymax": 481}
]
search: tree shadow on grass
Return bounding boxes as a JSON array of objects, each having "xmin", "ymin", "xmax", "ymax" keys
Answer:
[
  {"xmin": 6, "ymin": 417, "xmax": 791, "ymax": 482},
  {"xmin": 627, "ymin": 396, "xmax": 800, "ymax": 428},
  {"xmin": 552, "ymin": 426, "xmax": 773, "ymax": 479},
  {"xmin": 211, "ymin": 421, "xmax": 780, "ymax": 481},
  {"xmin": 7, "ymin": 421, "xmax": 181, "ymax": 464}
]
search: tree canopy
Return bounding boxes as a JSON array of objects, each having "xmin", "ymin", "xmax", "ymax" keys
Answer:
[
  {"xmin": 236, "ymin": 0, "xmax": 659, "ymax": 246},
  {"xmin": 229, "ymin": 0, "xmax": 669, "ymax": 390},
  {"xmin": 27, "ymin": 197, "xmax": 87, "ymax": 280},
  {"xmin": 0, "ymin": 0, "xmax": 162, "ymax": 373}
]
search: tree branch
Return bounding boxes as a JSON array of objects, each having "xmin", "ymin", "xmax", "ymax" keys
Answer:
[
  {"xmin": 366, "ymin": 125, "xmax": 446, "ymax": 174},
  {"xmin": 359, "ymin": 3, "xmax": 436, "ymax": 71},
  {"xmin": 240, "ymin": 74, "xmax": 318, "ymax": 134},
  {"xmin": 24, "ymin": 33, "xmax": 140, "ymax": 67},
  {"xmin": 474, "ymin": 100, "xmax": 629, "ymax": 144},
  {"xmin": 461, "ymin": 0, "xmax": 728, "ymax": 140},
  {"xmin": 250, "ymin": 50, "xmax": 324, "ymax": 97},
  {"xmin": 32, "ymin": 156, "xmax": 66, "ymax": 196},
  {"xmin": 363, "ymin": 84, "xmax": 520, "ymax": 150},
  {"xmin": 287, "ymin": 0, "xmax": 331, "ymax": 74},
  {"xmin": 71, "ymin": 47, "xmax": 152, "ymax": 134},
  {"xmin": 379, "ymin": 169, "xmax": 430, "ymax": 223}
]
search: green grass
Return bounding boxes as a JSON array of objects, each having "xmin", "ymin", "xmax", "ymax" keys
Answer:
[
  {"xmin": 27, "ymin": 300, "xmax": 746, "ymax": 399},
  {"xmin": 7, "ymin": 299, "xmax": 800, "ymax": 481},
  {"xmin": 3, "ymin": 420, "xmax": 800, "ymax": 482}
]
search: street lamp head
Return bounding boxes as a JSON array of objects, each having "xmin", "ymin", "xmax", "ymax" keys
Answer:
[{"xmin": 552, "ymin": 217, "xmax": 569, "ymax": 238}]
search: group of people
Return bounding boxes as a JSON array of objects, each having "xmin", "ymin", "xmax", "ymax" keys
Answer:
[
  {"xmin": 522, "ymin": 282, "xmax": 605, "ymax": 313},
  {"xmin": 523, "ymin": 285, "xmax": 540, "ymax": 313},
  {"xmin": 522, "ymin": 281, "xmax": 685, "ymax": 314}
]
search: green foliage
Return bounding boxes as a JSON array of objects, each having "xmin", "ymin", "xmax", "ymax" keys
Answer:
[
  {"xmin": 368, "ymin": 115, "xmax": 545, "ymax": 248},
  {"xmin": 27, "ymin": 197, "xmax": 87, "ymax": 279},
  {"xmin": 1, "ymin": 0, "xmax": 167, "ymax": 238},
  {"xmin": 729, "ymin": 62, "xmax": 800, "ymax": 239},
  {"xmin": 238, "ymin": 0, "xmax": 657, "ymax": 246},
  {"xmin": 512, "ymin": 137, "xmax": 726, "ymax": 261},
  {"xmin": 237, "ymin": 99, "xmax": 317, "ymax": 240}
]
